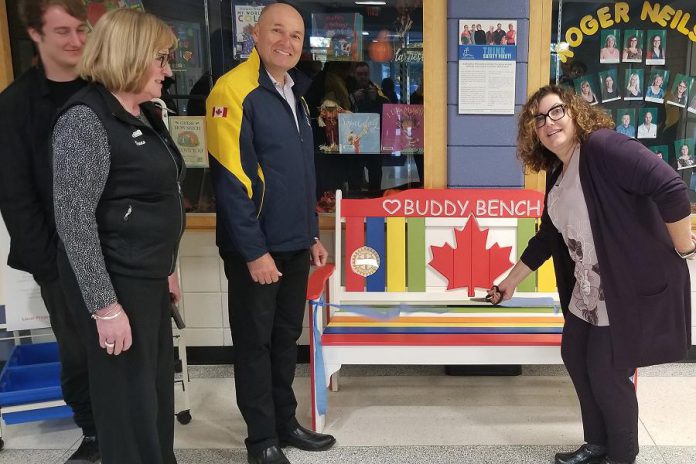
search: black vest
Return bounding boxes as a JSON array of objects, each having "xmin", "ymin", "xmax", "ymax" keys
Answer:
[{"xmin": 59, "ymin": 83, "xmax": 186, "ymax": 278}]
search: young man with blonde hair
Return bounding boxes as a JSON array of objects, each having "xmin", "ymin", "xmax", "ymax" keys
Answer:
[{"xmin": 0, "ymin": 1, "xmax": 98, "ymax": 462}]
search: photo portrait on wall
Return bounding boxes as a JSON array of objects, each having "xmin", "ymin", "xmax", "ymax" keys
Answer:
[
  {"xmin": 615, "ymin": 108, "xmax": 636, "ymax": 138},
  {"xmin": 599, "ymin": 29, "xmax": 621, "ymax": 64},
  {"xmin": 675, "ymin": 138, "xmax": 696, "ymax": 171},
  {"xmin": 622, "ymin": 29, "xmax": 644, "ymax": 63},
  {"xmin": 575, "ymin": 75, "xmax": 599, "ymax": 105},
  {"xmin": 598, "ymin": 68, "xmax": 620, "ymax": 103},
  {"xmin": 637, "ymin": 107, "xmax": 658, "ymax": 139},
  {"xmin": 645, "ymin": 30, "xmax": 666, "ymax": 65},
  {"xmin": 666, "ymin": 74, "xmax": 693, "ymax": 108},
  {"xmin": 648, "ymin": 145, "xmax": 669, "ymax": 162},
  {"xmin": 688, "ymin": 94, "xmax": 696, "ymax": 114},
  {"xmin": 624, "ymin": 68, "xmax": 644, "ymax": 101},
  {"xmin": 645, "ymin": 69, "xmax": 669, "ymax": 103}
]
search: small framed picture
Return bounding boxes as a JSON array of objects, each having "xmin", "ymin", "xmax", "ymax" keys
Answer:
[
  {"xmin": 598, "ymin": 68, "xmax": 621, "ymax": 103},
  {"xmin": 645, "ymin": 30, "xmax": 666, "ymax": 65},
  {"xmin": 621, "ymin": 29, "xmax": 644, "ymax": 63},
  {"xmin": 645, "ymin": 69, "xmax": 669, "ymax": 103},
  {"xmin": 666, "ymin": 74, "xmax": 693, "ymax": 108},
  {"xmin": 615, "ymin": 109, "xmax": 636, "ymax": 138},
  {"xmin": 624, "ymin": 68, "xmax": 644, "ymax": 101},
  {"xmin": 637, "ymin": 107, "xmax": 658, "ymax": 139},
  {"xmin": 688, "ymin": 94, "xmax": 696, "ymax": 114},
  {"xmin": 599, "ymin": 29, "xmax": 621, "ymax": 64},
  {"xmin": 676, "ymin": 139, "xmax": 696, "ymax": 171},
  {"xmin": 574, "ymin": 75, "xmax": 599, "ymax": 105},
  {"xmin": 648, "ymin": 145, "xmax": 669, "ymax": 163}
]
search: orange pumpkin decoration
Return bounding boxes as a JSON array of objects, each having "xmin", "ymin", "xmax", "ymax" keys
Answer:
[
  {"xmin": 369, "ymin": 30, "xmax": 393, "ymax": 62},
  {"xmin": 382, "ymin": 188, "xmax": 402, "ymax": 197}
]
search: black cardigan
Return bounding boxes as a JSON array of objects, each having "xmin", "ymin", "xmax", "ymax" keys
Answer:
[{"xmin": 520, "ymin": 129, "xmax": 691, "ymax": 368}]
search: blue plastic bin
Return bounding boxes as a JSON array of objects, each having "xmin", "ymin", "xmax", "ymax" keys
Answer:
[{"xmin": 0, "ymin": 343, "xmax": 63, "ymax": 407}]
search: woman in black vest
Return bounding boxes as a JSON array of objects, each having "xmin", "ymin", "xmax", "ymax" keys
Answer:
[{"xmin": 52, "ymin": 9, "xmax": 184, "ymax": 464}]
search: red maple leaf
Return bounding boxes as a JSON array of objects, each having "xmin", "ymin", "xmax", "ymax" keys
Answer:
[{"xmin": 428, "ymin": 216, "xmax": 513, "ymax": 296}]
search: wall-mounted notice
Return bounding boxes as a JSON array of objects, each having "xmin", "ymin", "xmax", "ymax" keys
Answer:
[
  {"xmin": 0, "ymin": 218, "xmax": 50, "ymax": 331},
  {"xmin": 457, "ymin": 20, "xmax": 517, "ymax": 115}
]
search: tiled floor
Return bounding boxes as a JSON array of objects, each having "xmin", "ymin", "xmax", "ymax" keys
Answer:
[{"xmin": 0, "ymin": 364, "xmax": 694, "ymax": 463}]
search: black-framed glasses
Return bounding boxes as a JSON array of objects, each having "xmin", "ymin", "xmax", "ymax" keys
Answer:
[
  {"xmin": 155, "ymin": 52, "xmax": 171, "ymax": 68},
  {"xmin": 534, "ymin": 104, "xmax": 566, "ymax": 128}
]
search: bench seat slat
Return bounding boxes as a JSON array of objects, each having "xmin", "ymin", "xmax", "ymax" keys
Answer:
[
  {"xmin": 324, "ymin": 326, "xmax": 562, "ymax": 335},
  {"xmin": 322, "ymin": 333, "xmax": 562, "ymax": 346}
]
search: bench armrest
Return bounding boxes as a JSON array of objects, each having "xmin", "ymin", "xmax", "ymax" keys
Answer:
[{"xmin": 306, "ymin": 264, "xmax": 335, "ymax": 300}]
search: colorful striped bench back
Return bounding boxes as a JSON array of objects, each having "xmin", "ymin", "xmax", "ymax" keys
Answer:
[{"xmin": 333, "ymin": 189, "xmax": 556, "ymax": 305}]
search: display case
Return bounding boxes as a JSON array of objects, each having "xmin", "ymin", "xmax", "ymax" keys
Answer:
[{"xmin": 550, "ymin": 0, "xmax": 696, "ymax": 209}]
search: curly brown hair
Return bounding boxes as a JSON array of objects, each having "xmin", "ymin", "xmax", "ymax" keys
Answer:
[{"xmin": 517, "ymin": 85, "xmax": 615, "ymax": 172}]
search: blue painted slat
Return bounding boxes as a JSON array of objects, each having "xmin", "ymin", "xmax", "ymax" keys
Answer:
[{"xmin": 365, "ymin": 217, "xmax": 386, "ymax": 292}]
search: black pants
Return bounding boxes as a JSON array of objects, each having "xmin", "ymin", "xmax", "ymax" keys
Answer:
[
  {"xmin": 223, "ymin": 249, "xmax": 310, "ymax": 455},
  {"xmin": 37, "ymin": 276, "xmax": 95, "ymax": 436},
  {"xmin": 561, "ymin": 313, "xmax": 638, "ymax": 463},
  {"xmin": 58, "ymin": 251, "xmax": 176, "ymax": 464}
]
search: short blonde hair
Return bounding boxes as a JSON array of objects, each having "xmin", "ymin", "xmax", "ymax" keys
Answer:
[
  {"xmin": 517, "ymin": 85, "xmax": 615, "ymax": 173},
  {"xmin": 79, "ymin": 9, "xmax": 176, "ymax": 93}
]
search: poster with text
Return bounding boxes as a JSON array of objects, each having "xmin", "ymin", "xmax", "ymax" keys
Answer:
[
  {"xmin": 457, "ymin": 20, "xmax": 517, "ymax": 115},
  {"xmin": 234, "ymin": 4, "xmax": 264, "ymax": 59},
  {"xmin": 0, "ymin": 218, "xmax": 50, "ymax": 331},
  {"xmin": 169, "ymin": 116, "xmax": 208, "ymax": 168}
]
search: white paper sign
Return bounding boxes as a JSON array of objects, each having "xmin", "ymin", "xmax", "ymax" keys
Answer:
[
  {"xmin": 0, "ymin": 216, "xmax": 51, "ymax": 331},
  {"xmin": 457, "ymin": 19, "xmax": 518, "ymax": 115}
]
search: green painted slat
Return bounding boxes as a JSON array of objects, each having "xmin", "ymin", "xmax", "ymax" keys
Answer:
[
  {"xmin": 516, "ymin": 218, "xmax": 537, "ymax": 292},
  {"xmin": 407, "ymin": 217, "xmax": 426, "ymax": 292}
]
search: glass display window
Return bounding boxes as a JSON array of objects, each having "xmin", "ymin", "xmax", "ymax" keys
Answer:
[{"xmin": 550, "ymin": 0, "xmax": 696, "ymax": 208}]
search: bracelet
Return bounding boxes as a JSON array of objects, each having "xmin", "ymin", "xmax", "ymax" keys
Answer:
[
  {"xmin": 91, "ymin": 310, "xmax": 123, "ymax": 321},
  {"xmin": 675, "ymin": 241, "xmax": 696, "ymax": 260}
]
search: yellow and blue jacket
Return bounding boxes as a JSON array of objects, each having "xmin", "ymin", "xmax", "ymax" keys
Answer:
[{"xmin": 206, "ymin": 49, "xmax": 318, "ymax": 261}]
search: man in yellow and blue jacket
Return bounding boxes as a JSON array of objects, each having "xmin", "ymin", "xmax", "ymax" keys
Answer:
[{"xmin": 205, "ymin": 3, "xmax": 334, "ymax": 464}]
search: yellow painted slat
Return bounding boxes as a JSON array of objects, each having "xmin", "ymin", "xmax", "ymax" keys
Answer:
[
  {"xmin": 386, "ymin": 217, "xmax": 406, "ymax": 292},
  {"xmin": 537, "ymin": 258, "xmax": 556, "ymax": 292}
]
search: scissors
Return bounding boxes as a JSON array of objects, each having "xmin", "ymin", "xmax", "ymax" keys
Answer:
[{"xmin": 469, "ymin": 285, "xmax": 503, "ymax": 305}]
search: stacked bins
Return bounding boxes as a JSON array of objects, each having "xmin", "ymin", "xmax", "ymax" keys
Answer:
[{"xmin": 0, "ymin": 342, "xmax": 71, "ymax": 425}]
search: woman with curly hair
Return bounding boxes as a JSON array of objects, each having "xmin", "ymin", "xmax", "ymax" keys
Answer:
[{"xmin": 488, "ymin": 85, "xmax": 692, "ymax": 464}]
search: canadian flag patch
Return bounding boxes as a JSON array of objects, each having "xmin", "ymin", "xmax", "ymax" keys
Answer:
[{"xmin": 212, "ymin": 106, "xmax": 228, "ymax": 118}]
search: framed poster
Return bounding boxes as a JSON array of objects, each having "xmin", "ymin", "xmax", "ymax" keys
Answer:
[{"xmin": 457, "ymin": 19, "xmax": 517, "ymax": 115}]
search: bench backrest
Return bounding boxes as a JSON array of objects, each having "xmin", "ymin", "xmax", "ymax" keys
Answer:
[{"xmin": 332, "ymin": 189, "xmax": 546, "ymax": 305}]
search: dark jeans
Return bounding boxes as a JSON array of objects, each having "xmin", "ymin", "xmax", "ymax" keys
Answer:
[
  {"xmin": 58, "ymin": 251, "xmax": 176, "ymax": 464},
  {"xmin": 222, "ymin": 249, "xmax": 310, "ymax": 455},
  {"xmin": 37, "ymin": 276, "xmax": 95, "ymax": 436},
  {"xmin": 562, "ymin": 312, "xmax": 639, "ymax": 463}
]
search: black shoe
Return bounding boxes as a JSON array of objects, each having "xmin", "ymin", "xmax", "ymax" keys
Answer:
[
  {"xmin": 247, "ymin": 445, "xmax": 291, "ymax": 464},
  {"xmin": 66, "ymin": 436, "xmax": 100, "ymax": 463},
  {"xmin": 278, "ymin": 424, "xmax": 336, "ymax": 451},
  {"xmin": 555, "ymin": 444, "xmax": 606, "ymax": 464}
]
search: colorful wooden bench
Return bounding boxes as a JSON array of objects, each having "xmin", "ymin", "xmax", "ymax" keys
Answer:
[{"xmin": 306, "ymin": 189, "xmax": 564, "ymax": 431}]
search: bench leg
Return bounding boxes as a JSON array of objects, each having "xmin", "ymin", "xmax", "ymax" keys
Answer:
[{"xmin": 330, "ymin": 371, "xmax": 339, "ymax": 392}]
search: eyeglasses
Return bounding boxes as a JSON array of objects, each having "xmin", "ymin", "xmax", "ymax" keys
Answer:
[
  {"xmin": 155, "ymin": 52, "xmax": 171, "ymax": 68},
  {"xmin": 534, "ymin": 104, "xmax": 566, "ymax": 128}
]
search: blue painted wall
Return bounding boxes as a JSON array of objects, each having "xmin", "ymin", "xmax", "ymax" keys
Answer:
[{"xmin": 447, "ymin": 0, "xmax": 531, "ymax": 188}]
